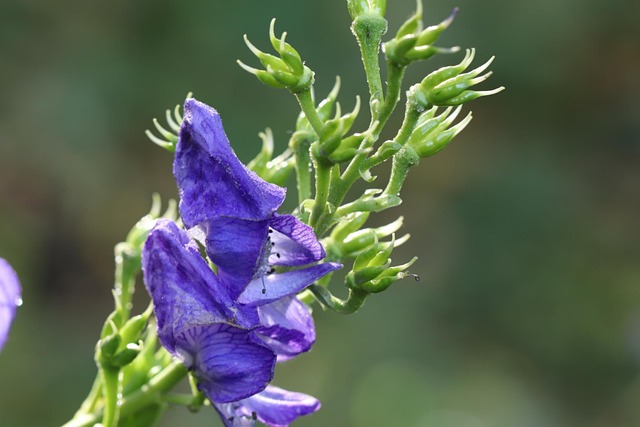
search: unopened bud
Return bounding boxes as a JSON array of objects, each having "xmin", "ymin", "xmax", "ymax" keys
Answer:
[
  {"xmin": 239, "ymin": 19, "xmax": 315, "ymax": 93},
  {"xmin": 384, "ymin": 4, "xmax": 459, "ymax": 66},
  {"xmin": 410, "ymin": 49, "xmax": 504, "ymax": 107}
]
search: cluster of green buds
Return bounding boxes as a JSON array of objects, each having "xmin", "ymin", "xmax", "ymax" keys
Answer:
[
  {"xmin": 408, "ymin": 48, "xmax": 505, "ymax": 108},
  {"xmin": 97, "ymin": 306, "xmax": 152, "ymax": 370},
  {"xmin": 384, "ymin": 3, "xmax": 459, "ymax": 66},
  {"xmin": 346, "ymin": 235, "xmax": 417, "ymax": 294},
  {"xmin": 311, "ymin": 96, "xmax": 361, "ymax": 164},
  {"xmin": 330, "ymin": 212, "xmax": 409, "ymax": 258},
  {"xmin": 238, "ymin": 19, "xmax": 314, "ymax": 93},
  {"xmin": 405, "ymin": 105, "xmax": 473, "ymax": 158}
]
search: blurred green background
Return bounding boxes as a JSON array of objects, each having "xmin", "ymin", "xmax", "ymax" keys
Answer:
[{"xmin": 1, "ymin": 0, "xmax": 639, "ymax": 426}]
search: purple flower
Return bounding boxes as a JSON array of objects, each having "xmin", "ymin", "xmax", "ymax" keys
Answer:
[
  {"xmin": 0, "ymin": 258, "xmax": 21, "ymax": 351},
  {"xmin": 214, "ymin": 385, "xmax": 320, "ymax": 427},
  {"xmin": 142, "ymin": 98, "xmax": 340, "ymax": 424}
]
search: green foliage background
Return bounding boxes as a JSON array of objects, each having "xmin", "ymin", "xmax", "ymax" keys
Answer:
[{"xmin": 1, "ymin": 0, "xmax": 639, "ymax": 426}]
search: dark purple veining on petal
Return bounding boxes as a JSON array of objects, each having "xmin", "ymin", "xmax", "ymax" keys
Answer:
[{"xmin": 175, "ymin": 324, "xmax": 276, "ymax": 403}]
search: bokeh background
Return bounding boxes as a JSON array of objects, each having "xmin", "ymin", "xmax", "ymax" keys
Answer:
[{"xmin": 1, "ymin": 0, "xmax": 639, "ymax": 426}]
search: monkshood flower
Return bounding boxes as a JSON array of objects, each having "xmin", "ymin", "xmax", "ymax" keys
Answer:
[
  {"xmin": 0, "ymin": 258, "xmax": 21, "ymax": 351},
  {"xmin": 143, "ymin": 98, "xmax": 340, "ymax": 424}
]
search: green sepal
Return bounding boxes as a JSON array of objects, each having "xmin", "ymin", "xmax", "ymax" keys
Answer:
[
  {"xmin": 99, "ymin": 333, "xmax": 122, "ymax": 359},
  {"xmin": 118, "ymin": 308, "xmax": 151, "ymax": 348},
  {"xmin": 111, "ymin": 343, "xmax": 141, "ymax": 368},
  {"xmin": 331, "ymin": 211, "xmax": 370, "ymax": 243}
]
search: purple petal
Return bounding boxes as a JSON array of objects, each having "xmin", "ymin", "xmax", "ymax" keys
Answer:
[
  {"xmin": 243, "ymin": 385, "xmax": 321, "ymax": 427},
  {"xmin": 0, "ymin": 258, "xmax": 21, "ymax": 351},
  {"xmin": 204, "ymin": 217, "xmax": 270, "ymax": 300},
  {"xmin": 175, "ymin": 324, "xmax": 276, "ymax": 403},
  {"xmin": 142, "ymin": 219, "xmax": 257, "ymax": 352},
  {"xmin": 256, "ymin": 296, "xmax": 315, "ymax": 361},
  {"xmin": 174, "ymin": 99, "xmax": 286, "ymax": 228},
  {"xmin": 268, "ymin": 214, "xmax": 325, "ymax": 266},
  {"xmin": 238, "ymin": 263, "xmax": 342, "ymax": 307}
]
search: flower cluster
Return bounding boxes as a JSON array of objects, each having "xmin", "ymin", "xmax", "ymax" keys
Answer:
[
  {"xmin": 0, "ymin": 258, "xmax": 21, "ymax": 352},
  {"xmin": 142, "ymin": 99, "xmax": 341, "ymax": 426}
]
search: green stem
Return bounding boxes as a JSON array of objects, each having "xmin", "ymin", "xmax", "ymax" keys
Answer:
[
  {"xmin": 309, "ymin": 159, "xmax": 331, "ymax": 227},
  {"xmin": 114, "ymin": 243, "xmax": 140, "ymax": 322},
  {"xmin": 63, "ymin": 362, "xmax": 188, "ymax": 427},
  {"xmin": 291, "ymin": 132, "xmax": 314, "ymax": 206},
  {"xmin": 383, "ymin": 147, "xmax": 419, "ymax": 196},
  {"xmin": 352, "ymin": 14, "xmax": 388, "ymax": 117},
  {"xmin": 295, "ymin": 90, "xmax": 324, "ymax": 136},
  {"xmin": 375, "ymin": 62, "xmax": 406, "ymax": 133},
  {"xmin": 309, "ymin": 285, "xmax": 368, "ymax": 314},
  {"xmin": 100, "ymin": 367, "xmax": 122, "ymax": 427}
]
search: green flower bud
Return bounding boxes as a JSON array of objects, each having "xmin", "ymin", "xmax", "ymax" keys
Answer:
[
  {"xmin": 99, "ymin": 333, "xmax": 121, "ymax": 359},
  {"xmin": 261, "ymin": 156, "xmax": 295, "ymax": 187},
  {"xmin": 311, "ymin": 97, "xmax": 361, "ymax": 163},
  {"xmin": 118, "ymin": 309, "xmax": 151, "ymax": 347},
  {"xmin": 340, "ymin": 216, "xmax": 406, "ymax": 257},
  {"xmin": 347, "ymin": 0, "xmax": 387, "ymax": 19},
  {"xmin": 345, "ymin": 235, "xmax": 417, "ymax": 293},
  {"xmin": 111, "ymin": 343, "xmax": 141, "ymax": 368},
  {"xmin": 331, "ymin": 212, "xmax": 370, "ymax": 243},
  {"xmin": 410, "ymin": 49, "xmax": 504, "ymax": 108},
  {"xmin": 384, "ymin": 3, "xmax": 459, "ymax": 67},
  {"xmin": 327, "ymin": 133, "xmax": 367, "ymax": 164},
  {"xmin": 239, "ymin": 19, "xmax": 315, "ymax": 93}
]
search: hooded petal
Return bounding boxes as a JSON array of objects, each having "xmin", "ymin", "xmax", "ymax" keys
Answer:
[
  {"xmin": 175, "ymin": 324, "xmax": 276, "ymax": 403},
  {"xmin": 215, "ymin": 385, "xmax": 321, "ymax": 427},
  {"xmin": 238, "ymin": 262, "xmax": 342, "ymax": 307},
  {"xmin": 256, "ymin": 296, "xmax": 315, "ymax": 361},
  {"xmin": 204, "ymin": 217, "xmax": 270, "ymax": 300},
  {"xmin": 174, "ymin": 98, "xmax": 286, "ymax": 228},
  {"xmin": 0, "ymin": 258, "xmax": 21, "ymax": 351},
  {"xmin": 268, "ymin": 214, "xmax": 325, "ymax": 266},
  {"xmin": 142, "ymin": 219, "xmax": 257, "ymax": 352}
]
